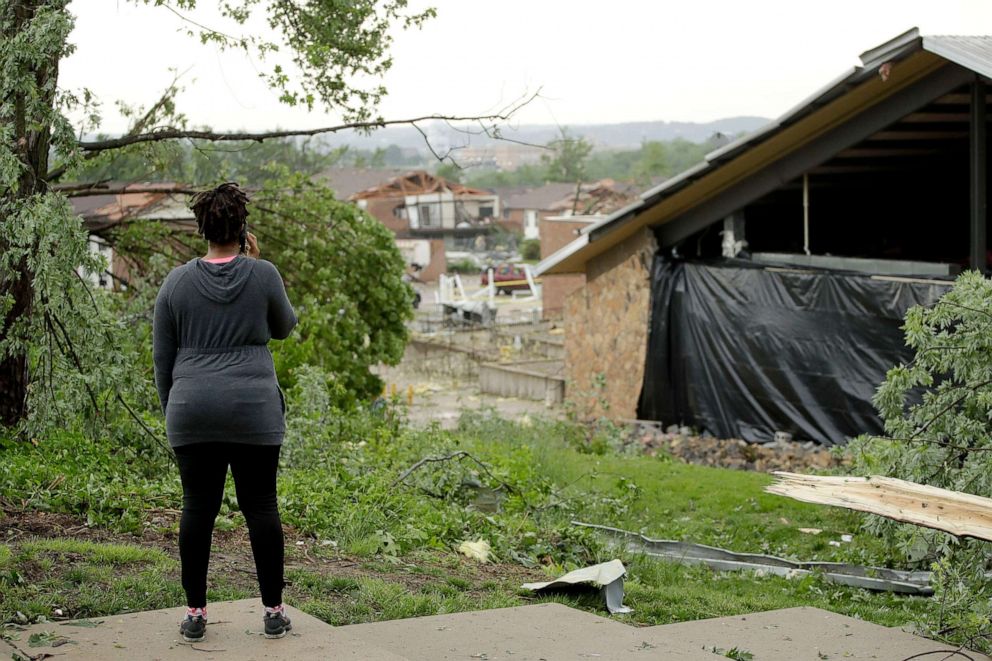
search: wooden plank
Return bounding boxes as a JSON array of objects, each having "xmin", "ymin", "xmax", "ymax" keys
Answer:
[{"xmin": 766, "ymin": 472, "xmax": 992, "ymax": 541}]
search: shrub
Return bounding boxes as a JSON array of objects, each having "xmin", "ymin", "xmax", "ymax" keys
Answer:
[{"xmin": 520, "ymin": 238, "xmax": 541, "ymax": 261}]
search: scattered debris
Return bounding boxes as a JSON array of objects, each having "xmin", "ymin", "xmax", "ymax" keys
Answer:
[
  {"xmin": 766, "ymin": 472, "xmax": 992, "ymax": 542},
  {"xmin": 521, "ymin": 559, "xmax": 633, "ymax": 614},
  {"xmin": 707, "ymin": 646, "xmax": 755, "ymax": 661},
  {"xmin": 798, "ymin": 528, "xmax": 822, "ymax": 535},
  {"xmin": 61, "ymin": 619, "xmax": 103, "ymax": 628},
  {"xmin": 458, "ymin": 540, "xmax": 491, "ymax": 563},
  {"xmin": 574, "ymin": 521, "xmax": 932, "ymax": 595},
  {"xmin": 27, "ymin": 630, "xmax": 72, "ymax": 648},
  {"xmin": 636, "ymin": 426, "xmax": 843, "ymax": 472}
]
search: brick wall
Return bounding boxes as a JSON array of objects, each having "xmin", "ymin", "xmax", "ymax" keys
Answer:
[
  {"xmin": 563, "ymin": 227, "xmax": 657, "ymax": 420},
  {"xmin": 420, "ymin": 240, "xmax": 447, "ymax": 282},
  {"xmin": 539, "ymin": 218, "xmax": 591, "ymax": 320},
  {"xmin": 540, "ymin": 218, "xmax": 586, "ymax": 258},
  {"xmin": 362, "ymin": 197, "xmax": 408, "ymax": 235},
  {"xmin": 498, "ymin": 208, "xmax": 525, "ymax": 234}
]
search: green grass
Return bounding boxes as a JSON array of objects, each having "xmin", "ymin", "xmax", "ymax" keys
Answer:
[
  {"xmin": 520, "ymin": 437, "xmax": 888, "ymax": 565},
  {"xmin": 20, "ymin": 539, "xmax": 170, "ymax": 566},
  {"xmin": 0, "ymin": 409, "xmax": 940, "ymax": 633},
  {"xmin": 291, "ymin": 573, "xmax": 521, "ymax": 625},
  {"xmin": 0, "ymin": 539, "xmax": 251, "ymax": 623}
]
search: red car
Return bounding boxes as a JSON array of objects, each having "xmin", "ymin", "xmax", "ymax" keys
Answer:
[{"xmin": 481, "ymin": 264, "xmax": 531, "ymax": 294}]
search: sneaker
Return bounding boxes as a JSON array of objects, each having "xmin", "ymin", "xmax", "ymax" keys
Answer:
[
  {"xmin": 180, "ymin": 608, "xmax": 207, "ymax": 642},
  {"xmin": 263, "ymin": 606, "xmax": 292, "ymax": 639}
]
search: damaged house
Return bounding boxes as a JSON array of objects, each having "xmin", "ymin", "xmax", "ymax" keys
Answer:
[
  {"xmin": 71, "ymin": 183, "xmax": 194, "ymax": 289},
  {"xmin": 537, "ymin": 29, "xmax": 991, "ymax": 445},
  {"xmin": 323, "ymin": 169, "xmax": 499, "ymax": 281}
]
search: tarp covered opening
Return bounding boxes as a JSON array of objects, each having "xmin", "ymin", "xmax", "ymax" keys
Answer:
[{"xmin": 636, "ymin": 256, "xmax": 951, "ymax": 445}]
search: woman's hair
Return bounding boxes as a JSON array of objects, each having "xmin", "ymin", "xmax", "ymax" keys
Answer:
[{"xmin": 189, "ymin": 182, "xmax": 249, "ymax": 244}]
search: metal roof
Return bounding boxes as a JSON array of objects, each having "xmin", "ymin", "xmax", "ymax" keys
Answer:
[{"xmin": 537, "ymin": 29, "xmax": 992, "ymax": 276}]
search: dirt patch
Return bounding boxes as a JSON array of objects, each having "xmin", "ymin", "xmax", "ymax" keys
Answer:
[{"xmin": 1, "ymin": 506, "xmax": 545, "ymax": 608}]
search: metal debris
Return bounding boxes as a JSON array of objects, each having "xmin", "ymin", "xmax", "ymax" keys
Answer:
[
  {"xmin": 521, "ymin": 559, "xmax": 633, "ymax": 614},
  {"xmin": 573, "ymin": 521, "xmax": 933, "ymax": 596}
]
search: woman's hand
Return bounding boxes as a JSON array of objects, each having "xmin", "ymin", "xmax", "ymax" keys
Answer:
[{"xmin": 246, "ymin": 232, "xmax": 261, "ymax": 259}]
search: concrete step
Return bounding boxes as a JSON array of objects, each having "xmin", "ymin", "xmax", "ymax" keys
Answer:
[
  {"xmin": 639, "ymin": 606, "xmax": 992, "ymax": 661},
  {"xmin": 337, "ymin": 602, "xmax": 720, "ymax": 660},
  {"xmin": 4, "ymin": 599, "xmax": 406, "ymax": 660},
  {"xmin": 8, "ymin": 600, "xmax": 986, "ymax": 660}
]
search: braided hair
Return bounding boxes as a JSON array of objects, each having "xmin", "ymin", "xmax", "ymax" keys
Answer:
[{"xmin": 189, "ymin": 182, "xmax": 249, "ymax": 245}]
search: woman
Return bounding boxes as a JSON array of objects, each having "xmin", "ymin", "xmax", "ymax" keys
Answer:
[{"xmin": 152, "ymin": 183, "xmax": 297, "ymax": 642}]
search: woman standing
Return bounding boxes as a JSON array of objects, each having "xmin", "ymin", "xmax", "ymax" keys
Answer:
[{"xmin": 153, "ymin": 183, "xmax": 297, "ymax": 642}]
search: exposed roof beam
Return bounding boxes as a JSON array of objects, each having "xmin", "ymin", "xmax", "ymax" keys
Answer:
[
  {"xmin": 902, "ymin": 111, "xmax": 970, "ymax": 122},
  {"xmin": 868, "ymin": 130, "xmax": 968, "ymax": 140},
  {"xmin": 655, "ymin": 64, "xmax": 972, "ymax": 247},
  {"xmin": 835, "ymin": 147, "xmax": 940, "ymax": 158}
]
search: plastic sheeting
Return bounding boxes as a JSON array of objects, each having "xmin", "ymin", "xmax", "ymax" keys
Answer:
[{"xmin": 637, "ymin": 258, "xmax": 951, "ymax": 445}]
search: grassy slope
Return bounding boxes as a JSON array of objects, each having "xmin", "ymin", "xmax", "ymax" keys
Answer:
[{"xmin": 0, "ymin": 414, "xmax": 931, "ymax": 630}]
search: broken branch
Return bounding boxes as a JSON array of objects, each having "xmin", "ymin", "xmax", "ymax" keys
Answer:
[
  {"xmin": 391, "ymin": 450, "xmax": 515, "ymax": 495},
  {"xmin": 766, "ymin": 472, "xmax": 992, "ymax": 542}
]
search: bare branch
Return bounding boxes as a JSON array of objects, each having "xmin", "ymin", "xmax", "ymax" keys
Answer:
[
  {"xmin": 57, "ymin": 184, "xmax": 200, "ymax": 197},
  {"xmin": 391, "ymin": 450, "xmax": 516, "ymax": 495},
  {"xmin": 76, "ymin": 92, "xmax": 541, "ymax": 154}
]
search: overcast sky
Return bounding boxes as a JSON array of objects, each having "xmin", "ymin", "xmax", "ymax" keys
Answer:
[{"xmin": 61, "ymin": 0, "xmax": 992, "ymax": 135}]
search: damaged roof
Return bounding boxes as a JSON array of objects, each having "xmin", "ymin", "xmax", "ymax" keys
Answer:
[
  {"xmin": 537, "ymin": 28, "xmax": 992, "ymax": 276},
  {"xmin": 71, "ymin": 182, "xmax": 192, "ymax": 233},
  {"xmin": 349, "ymin": 170, "xmax": 494, "ymax": 200}
]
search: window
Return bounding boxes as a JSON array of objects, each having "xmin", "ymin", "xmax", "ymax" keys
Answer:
[
  {"xmin": 479, "ymin": 205, "xmax": 494, "ymax": 218},
  {"xmin": 419, "ymin": 204, "xmax": 435, "ymax": 227},
  {"xmin": 524, "ymin": 210, "xmax": 539, "ymax": 239}
]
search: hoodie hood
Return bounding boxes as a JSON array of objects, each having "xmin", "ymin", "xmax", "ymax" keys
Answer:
[{"xmin": 187, "ymin": 256, "xmax": 256, "ymax": 303}]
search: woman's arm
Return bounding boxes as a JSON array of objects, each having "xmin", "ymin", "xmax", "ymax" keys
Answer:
[
  {"xmin": 152, "ymin": 283, "xmax": 178, "ymax": 414},
  {"xmin": 264, "ymin": 261, "xmax": 298, "ymax": 340}
]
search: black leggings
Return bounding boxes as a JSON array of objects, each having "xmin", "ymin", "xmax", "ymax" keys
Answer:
[{"xmin": 173, "ymin": 442, "xmax": 284, "ymax": 608}]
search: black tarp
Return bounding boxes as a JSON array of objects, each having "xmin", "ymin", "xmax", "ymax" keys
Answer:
[{"xmin": 637, "ymin": 257, "xmax": 951, "ymax": 445}]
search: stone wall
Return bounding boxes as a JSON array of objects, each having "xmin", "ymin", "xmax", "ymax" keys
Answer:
[{"xmin": 563, "ymin": 227, "xmax": 657, "ymax": 420}]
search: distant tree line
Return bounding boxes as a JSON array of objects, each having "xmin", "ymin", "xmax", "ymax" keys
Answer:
[
  {"xmin": 72, "ymin": 128, "xmax": 732, "ymax": 194},
  {"xmin": 458, "ymin": 131, "xmax": 733, "ymax": 189}
]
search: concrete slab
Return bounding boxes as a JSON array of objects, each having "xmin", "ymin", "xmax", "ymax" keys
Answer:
[
  {"xmin": 339, "ymin": 602, "xmax": 719, "ymax": 660},
  {"xmin": 5, "ymin": 599, "xmax": 405, "ymax": 661},
  {"xmin": 7, "ymin": 600, "xmax": 981, "ymax": 661},
  {"xmin": 640, "ymin": 606, "xmax": 991, "ymax": 661}
]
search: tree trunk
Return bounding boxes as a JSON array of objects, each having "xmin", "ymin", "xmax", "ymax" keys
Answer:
[{"xmin": 0, "ymin": 0, "xmax": 59, "ymax": 426}]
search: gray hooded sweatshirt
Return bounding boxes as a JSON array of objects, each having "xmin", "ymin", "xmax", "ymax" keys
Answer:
[{"xmin": 153, "ymin": 256, "xmax": 297, "ymax": 447}]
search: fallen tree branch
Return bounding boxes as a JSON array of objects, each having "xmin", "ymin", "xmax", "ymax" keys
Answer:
[
  {"xmin": 766, "ymin": 472, "xmax": 992, "ymax": 542},
  {"xmin": 391, "ymin": 450, "xmax": 516, "ymax": 495}
]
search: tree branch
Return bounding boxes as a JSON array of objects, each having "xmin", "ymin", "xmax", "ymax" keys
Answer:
[
  {"xmin": 76, "ymin": 96, "xmax": 539, "ymax": 154},
  {"xmin": 391, "ymin": 450, "xmax": 516, "ymax": 495},
  {"xmin": 57, "ymin": 183, "xmax": 200, "ymax": 197}
]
